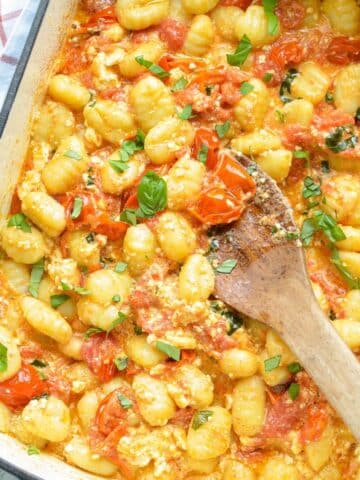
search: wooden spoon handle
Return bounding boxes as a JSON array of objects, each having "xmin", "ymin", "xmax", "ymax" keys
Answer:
[{"xmin": 280, "ymin": 292, "xmax": 360, "ymax": 441}]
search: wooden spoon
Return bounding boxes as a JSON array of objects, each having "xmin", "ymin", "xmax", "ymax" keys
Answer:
[{"xmin": 211, "ymin": 150, "xmax": 360, "ymax": 440}]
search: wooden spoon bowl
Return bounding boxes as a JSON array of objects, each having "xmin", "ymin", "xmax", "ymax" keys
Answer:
[{"xmin": 210, "ymin": 150, "xmax": 360, "ymax": 440}]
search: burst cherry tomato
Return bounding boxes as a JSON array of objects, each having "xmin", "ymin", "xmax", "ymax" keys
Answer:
[
  {"xmin": 0, "ymin": 365, "xmax": 49, "ymax": 412},
  {"xmin": 193, "ymin": 127, "xmax": 221, "ymax": 169},
  {"xmin": 82, "ymin": 5, "xmax": 117, "ymax": 28},
  {"xmin": 158, "ymin": 19, "xmax": 187, "ymax": 52},
  {"xmin": 190, "ymin": 187, "xmax": 245, "ymax": 225},
  {"xmin": 81, "ymin": 333, "xmax": 119, "ymax": 382},
  {"xmin": 214, "ymin": 151, "xmax": 256, "ymax": 198},
  {"xmin": 276, "ymin": 0, "xmax": 306, "ymax": 30},
  {"xmin": 327, "ymin": 37, "xmax": 360, "ymax": 65}
]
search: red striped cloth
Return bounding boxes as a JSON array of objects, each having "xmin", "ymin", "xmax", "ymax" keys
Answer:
[{"xmin": 0, "ymin": 0, "xmax": 25, "ymax": 65}]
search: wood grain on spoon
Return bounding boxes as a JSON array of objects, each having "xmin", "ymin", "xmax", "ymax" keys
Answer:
[{"xmin": 211, "ymin": 150, "xmax": 360, "ymax": 441}]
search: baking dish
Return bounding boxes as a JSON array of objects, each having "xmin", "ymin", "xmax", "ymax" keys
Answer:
[{"xmin": 0, "ymin": 1, "xmax": 102, "ymax": 478}]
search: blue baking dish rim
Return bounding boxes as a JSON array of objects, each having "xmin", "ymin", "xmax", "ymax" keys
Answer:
[
  {"xmin": 0, "ymin": 0, "xmax": 50, "ymax": 138},
  {"xmin": 0, "ymin": 454, "xmax": 44, "ymax": 480}
]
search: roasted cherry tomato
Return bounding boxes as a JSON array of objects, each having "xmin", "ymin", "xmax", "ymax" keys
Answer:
[
  {"xmin": 193, "ymin": 127, "xmax": 221, "ymax": 169},
  {"xmin": 158, "ymin": 19, "xmax": 187, "ymax": 52},
  {"xmin": 0, "ymin": 364, "xmax": 49, "ymax": 412},
  {"xmin": 190, "ymin": 187, "xmax": 245, "ymax": 225},
  {"xmin": 81, "ymin": 333, "xmax": 119, "ymax": 382},
  {"xmin": 214, "ymin": 151, "xmax": 256, "ymax": 198}
]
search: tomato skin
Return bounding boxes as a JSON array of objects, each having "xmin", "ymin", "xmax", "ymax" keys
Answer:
[
  {"xmin": 276, "ymin": 0, "xmax": 306, "ymax": 30},
  {"xmin": 299, "ymin": 403, "xmax": 329, "ymax": 443},
  {"xmin": 158, "ymin": 19, "xmax": 187, "ymax": 52},
  {"xmin": 0, "ymin": 365, "xmax": 49, "ymax": 412},
  {"xmin": 327, "ymin": 37, "xmax": 360, "ymax": 65},
  {"xmin": 193, "ymin": 127, "xmax": 221, "ymax": 169},
  {"xmin": 81, "ymin": 333, "xmax": 118, "ymax": 382},
  {"xmin": 82, "ymin": 5, "xmax": 117, "ymax": 28},
  {"xmin": 158, "ymin": 54, "xmax": 205, "ymax": 73},
  {"xmin": 190, "ymin": 187, "xmax": 245, "ymax": 225},
  {"xmin": 214, "ymin": 151, "xmax": 256, "ymax": 198},
  {"xmin": 219, "ymin": 0, "xmax": 251, "ymax": 7}
]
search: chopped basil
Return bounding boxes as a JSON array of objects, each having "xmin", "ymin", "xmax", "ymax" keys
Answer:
[
  {"xmin": 120, "ymin": 208, "xmax": 137, "ymax": 225},
  {"xmin": 275, "ymin": 109, "xmax": 285, "ymax": 123},
  {"xmin": 156, "ymin": 341, "xmax": 180, "ymax": 361},
  {"xmin": 171, "ymin": 76, "xmax": 188, "ymax": 92},
  {"xmin": 325, "ymin": 92, "xmax": 334, "ymax": 104},
  {"xmin": 108, "ymin": 312, "xmax": 127, "ymax": 334},
  {"xmin": 331, "ymin": 248, "xmax": 360, "ymax": 289},
  {"xmin": 285, "ymin": 231, "xmax": 299, "ymax": 240},
  {"xmin": 117, "ymin": 393, "xmax": 133, "ymax": 409},
  {"xmin": 109, "ymin": 157, "xmax": 129, "ymax": 173},
  {"xmin": 28, "ymin": 258, "xmax": 45, "ymax": 298},
  {"xmin": 71, "ymin": 197, "xmax": 83, "ymax": 220},
  {"xmin": 300, "ymin": 211, "xmax": 346, "ymax": 246},
  {"xmin": 262, "ymin": 0, "xmax": 280, "ymax": 36},
  {"xmin": 321, "ymin": 160, "xmax": 330, "ymax": 174},
  {"xmin": 31, "ymin": 359, "xmax": 48, "ymax": 368},
  {"xmin": 0, "ymin": 343, "xmax": 8, "ymax": 373},
  {"xmin": 356, "ymin": 107, "xmax": 360, "ymax": 122},
  {"xmin": 61, "ymin": 281, "xmax": 90, "ymax": 296},
  {"xmin": 177, "ymin": 104, "xmax": 193, "ymax": 120},
  {"xmin": 279, "ymin": 68, "xmax": 298, "ymax": 103},
  {"xmin": 192, "ymin": 410, "xmax": 213, "ymax": 430},
  {"xmin": 134, "ymin": 325, "xmax": 143, "ymax": 335},
  {"xmin": 264, "ymin": 355, "xmax": 282, "ymax": 372},
  {"xmin": 300, "ymin": 218, "xmax": 316, "ymax": 246},
  {"xmin": 239, "ymin": 82, "xmax": 254, "ymax": 95},
  {"xmin": 7, "ymin": 213, "xmax": 31, "ymax": 232},
  {"xmin": 114, "ymin": 356, "xmax": 128, "ymax": 371},
  {"xmin": 216, "ymin": 259, "xmax": 237, "ymax": 274},
  {"xmin": 86, "ymin": 232, "xmax": 95, "ymax": 243},
  {"xmin": 293, "ymin": 150, "xmax": 309, "ymax": 159},
  {"xmin": 215, "ymin": 120, "xmax": 231, "ymax": 139},
  {"xmin": 197, "ymin": 144, "xmax": 208, "ymax": 164},
  {"xmin": 110, "ymin": 130, "xmax": 145, "ymax": 173},
  {"xmin": 50, "ymin": 294, "xmax": 70, "ymax": 309},
  {"xmin": 223, "ymin": 309, "xmax": 243, "ymax": 334},
  {"xmin": 64, "ymin": 150, "xmax": 82, "ymax": 161},
  {"xmin": 112, "ymin": 294, "xmax": 121, "ymax": 303},
  {"xmin": 288, "ymin": 362, "xmax": 302, "ymax": 374},
  {"xmin": 288, "ymin": 382, "xmax": 300, "ymax": 400},
  {"xmin": 85, "ymin": 327, "xmax": 105, "ymax": 338},
  {"xmin": 205, "ymin": 85, "xmax": 214, "ymax": 95},
  {"xmin": 136, "ymin": 171, "xmax": 167, "ymax": 218},
  {"xmin": 115, "ymin": 262, "xmax": 128, "ymax": 273},
  {"xmin": 325, "ymin": 126, "xmax": 358, "ymax": 153},
  {"xmin": 227, "ymin": 34, "xmax": 252, "ymax": 66},
  {"xmin": 302, "ymin": 176, "xmax": 321, "ymax": 199},
  {"xmin": 135, "ymin": 55, "xmax": 169, "ymax": 79},
  {"xmin": 263, "ymin": 72, "xmax": 273, "ymax": 82},
  {"xmin": 27, "ymin": 445, "xmax": 40, "ymax": 456}
]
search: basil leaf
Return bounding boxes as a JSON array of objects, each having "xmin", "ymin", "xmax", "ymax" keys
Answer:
[
  {"xmin": 50, "ymin": 294, "xmax": 70, "ymax": 309},
  {"xmin": 134, "ymin": 325, "xmax": 143, "ymax": 335},
  {"xmin": 108, "ymin": 312, "xmax": 127, "ymax": 333},
  {"xmin": 27, "ymin": 445, "xmax": 40, "ymax": 456},
  {"xmin": 0, "ymin": 343, "xmax": 8, "ymax": 373},
  {"xmin": 275, "ymin": 109, "xmax": 285, "ymax": 123},
  {"xmin": 215, "ymin": 120, "xmax": 231, "ymax": 139},
  {"xmin": 264, "ymin": 355, "xmax": 281, "ymax": 372},
  {"xmin": 197, "ymin": 144, "xmax": 208, "ymax": 164},
  {"xmin": 61, "ymin": 281, "xmax": 90, "ymax": 296},
  {"xmin": 31, "ymin": 359, "xmax": 48, "ymax": 368},
  {"xmin": 85, "ymin": 327, "xmax": 105, "ymax": 338},
  {"xmin": 263, "ymin": 72, "xmax": 273, "ymax": 82},
  {"xmin": 28, "ymin": 258, "xmax": 45, "ymax": 298},
  {"xmin": 356, "ymin": 107, "xmax": 360, "ymax": 122},
  {"xmin": 156, "ymin": 341, "xmax": 181, "ymax": 360},
  {"xmin": 112, "ymin": 294, "xmax": 121, "ymax": 303},
  {"xmin": 86, "ymin": 233, "xmax": 95, "ymax": 243},
  {"xmin": 331, "ymin": 248, "xmax": 360, "ymax": 289},
  {"xmin": 325, "ymin": 92, "xmax": 334, "ymax": 104},
  {"xmin": 325, "ymin": 126, "xmax": 358, "ymax": 153},
  {"xmin": 288, "ymin": 362, "xmax": 302, "ymax": 374},
  {"xmin": 192, "ymin": 410, "xmax": 213, "ymax": 430},
  {"xmin": 109, "ymin": 158, "xmax": 130, "ymax": 173},
  {"xmin": 222, "ymin": 310, "xmax": 243, "ymax": 334},
  {"xmin": 227, "ymin": 34, "xmax": 252, "ymax": 66},
  {"xmin": 300, "ymin": 218, "xmax": 316, "ymax": 246},
  {"xmin": 135, "ymin": 56, "xmax": 169, "ymax": 79},
  {"xmin": 302, "ymin": 176, "xmax": 321, "ymax": 199},
  {"xmin": 288, "ymin": 382, "xmax": 300, "ymax": 400},
  {"xmin": 64, "ymin": 150, "xmax": 82, "ymax": 161},
  {"xmin": 117, "ymin": 393, "xmax": 133, "ymax": 409},
  {"xmin": 239, "ymin": 82, "xmax": 254, "ymax": 95},
  {"xmin": 115, "ymin": 262, "xmax": 128, "ymax": 273},
  {"xmin": 137, "ymin": 171, "xmax": 167, "ymax": 218},
  {"xmin": 262, "ymin": 0, "xmax": 280, "ymax": 35},
  {"xmin": 321, "ymin": 160, "xmax": 330, "ymax": 174},
  {"xmin": 216, "ymin": 259, "xmax": 237, "ymax": 274},
  {"xmin": 177, "ymin": 104, "xmax": 193, "ymax": 120},
  {"xmin": 114, "ymin": 356, "xmax": 128, "ymax": 371},
  {"xmin": 313, "ymin": 210, "xmax": 346, "ymax": 243},
  {"xmin": 7, "ymin": 213, "xmax": 32, "ymax": 232},
  {"xmin": 71, "ymin": 197, "xmax": 83, "ymax": 220},
  {"xmin": 120, "ymin": 208, "xmax": 137, "ymax": 225},
  {"xmin": 171, "ymin": 76, "xmax": 188, "ymax": 92},
  {"xmin": 279, "ymin": 68, "xmax": 298, "ymax": 103}
]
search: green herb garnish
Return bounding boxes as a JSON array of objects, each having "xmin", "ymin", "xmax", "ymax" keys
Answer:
[
  {"xmin": 71, "ymin": 197, "xmax": 83, "ymax": 220},
  {"xmin": 28, "ymin": 258, "xmax": 44, "ymax": 298},
  {"xmin": 215, "ymin": 121, "xmax": 231, "ymax": 139},
  {"xmin": 192, "ymin": 410, "xmax": 213, "ymax": 430},
  {"xmin": 227, "ymin": 34, "xmax": 252, "ymax": 66},
  {"xmin": 171, "ymin": 76, "xmax": 188, "ymax": 92},
  {"xmin": 7, "ymin": 213, "xmax": 31, "ymax": 232},
  {"xmin": 216, "ymin": 259, "xmax": 237, "ymax": 274},
  {"xmin": 264, "ymin": 355, "xmax": 282, "ymax": 372},
  {"xmin": 50, "ymin": 294, "xmax": 70, "ymax": 309},
  {"xmin": 135, "ymin": 56, "xmax": 169, "ymax": 79},
  {"xmin": 156, "ymin": 341, "xmax": 180, "ymax": 360}
]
